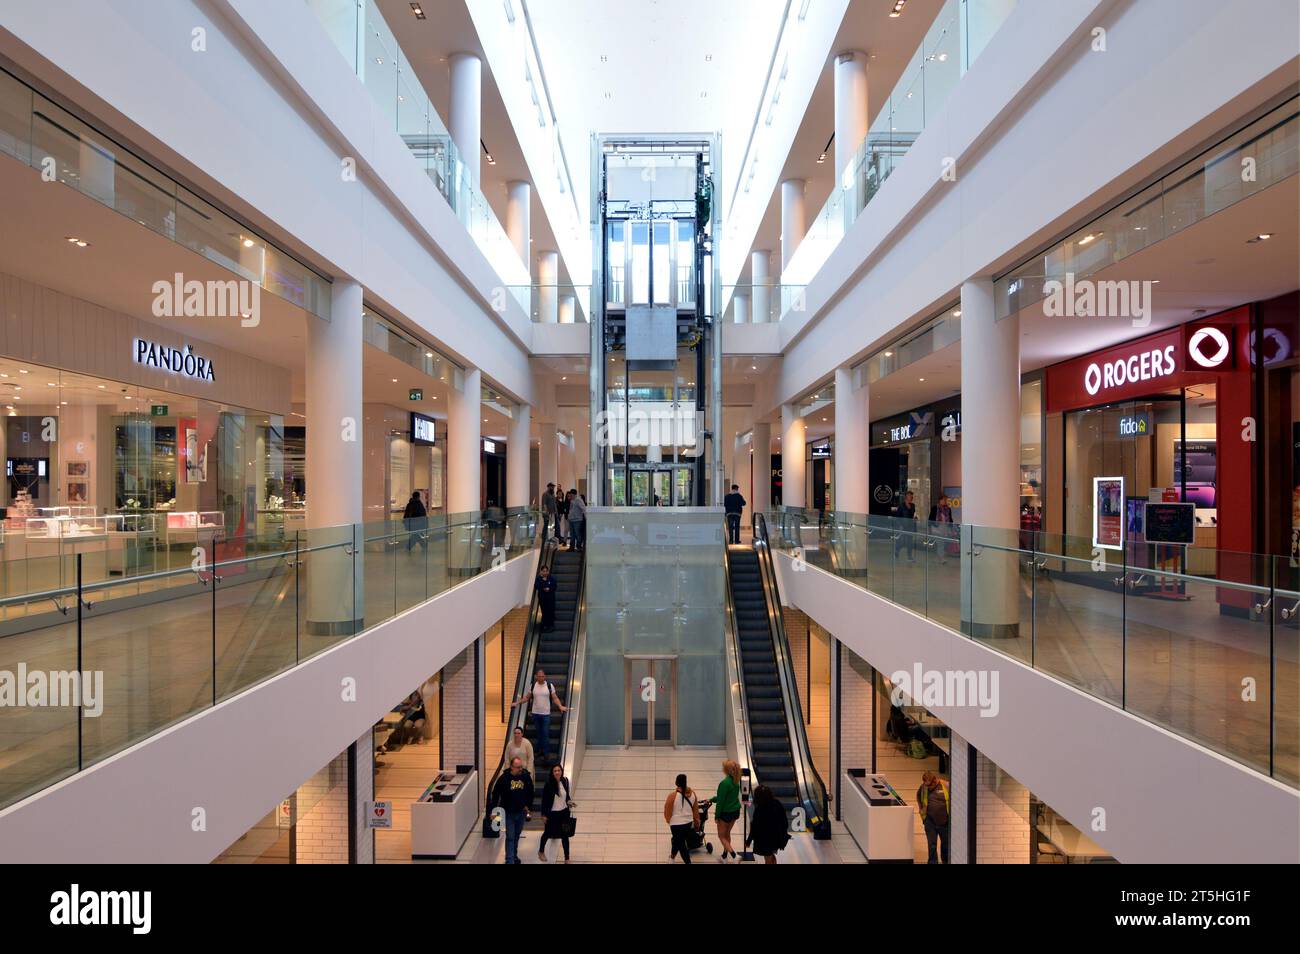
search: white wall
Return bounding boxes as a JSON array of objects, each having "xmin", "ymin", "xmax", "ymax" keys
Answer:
[
  {"xmin": 0, "ymin": 551, "xmax": 537, "ymax": 863},
  {"xmin": 764, "ymin": 0, "xmax": 1299, "ymax": 412},
  {"xmin": 0, "ymin": 0, "xmax": 536, "ymax": 405},
  {"xmin": 773, "ymin": 552, "xmax": 1300, "ymax": 863}
]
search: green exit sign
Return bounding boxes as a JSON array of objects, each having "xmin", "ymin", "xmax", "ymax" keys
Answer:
[
  {"xmin": 150, "ymin": 405, "xmax": 169, "ymax": 417},
  {"xmin": 408, "ymin": 389, "xmax": 423, "ymax": 401}
]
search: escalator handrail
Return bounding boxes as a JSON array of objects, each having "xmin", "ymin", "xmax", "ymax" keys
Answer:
[
  {"xmin": 720, "ymin": 517, "xmax": 758, "ymax": 792},
  {"xmin": 753, "ymin": 512, "xmax": 832, "ymax": 831},
  {"xmin": 485, "ymin": 537, "xmax": 558, "ymax": 811},
  {"xmin": 558, "ymin": 555, "xmax": 588, "ymax": 786}
]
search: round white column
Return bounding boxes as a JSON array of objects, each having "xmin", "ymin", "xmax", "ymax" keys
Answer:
[
  {"xmin": 507, "ymin": 403, "xmax": 531, "ymax": 510},
  {"xmin": 751, "ymin": 421, "xmax": 772, "ymax": 517},
  {"xmin": 559, "ymin": 293, "xmax": 576, "ymax": 324},
  {"xmin": 834, "ymin": 51, "xmax": 869, "ymax": 178},
  {"xmin": 733, "ymin": 292, "xmax": 750, "ymax": 324},
  {"xmin": 505, "ymin": 180, "xmax": 531, "ymax": 273},
  {"xmin": 781, "ymin": 403, "xmax": 806, "ymax": 510},
  {"xmin": 960, "ymin": 276, "xmax": 1021, "ymax": 636},
  {"xmin": 538, "ymin": 421, "xmax": 558, "ymax": 491},
  {"xmin": 447, "ymin": 367, "xmax": 481, "ymax": 515},
  {"xmin": 780, "ymin": 178, "xmax": 807, "ymax": 272},
  {"xmin": 306, "ymin": 280, "xmax": 364, "ymax": 634},
  {"xmin": 537, "ymin": 250, "xmax": 559, "ymax": 323},
  {"xmin": 834, "ymin": 366, "xmax": 870, "ymax": 574},
  {"xmin": 751, "ymin": 250, "xmax": 771, "ymax": 323},
  {"xmin": 448, "ymin": 53, "xmax": 482, "ymax": 189}
]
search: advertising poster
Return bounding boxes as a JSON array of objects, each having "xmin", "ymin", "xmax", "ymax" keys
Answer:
[
  {"xmin": 1093, "ymin": 476, "xmax": 1124, "ymax": 550},
  {"xmin": 180, "ymin": 417, "xmax": 208, "ymax": 484}
]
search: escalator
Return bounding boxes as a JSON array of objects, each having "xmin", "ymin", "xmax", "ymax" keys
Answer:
[
  {"xmin": 724, "ymin": 514, "xmax": 831, "ymax": 839},
  {"xmin": 485, "ymin": 543, "xmax": 585, "ymax": 827}
]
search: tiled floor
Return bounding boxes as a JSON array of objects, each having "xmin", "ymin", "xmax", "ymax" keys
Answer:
[{"xmin": 422, "ymin": 746, "xmax": 859, "ymax": 864}]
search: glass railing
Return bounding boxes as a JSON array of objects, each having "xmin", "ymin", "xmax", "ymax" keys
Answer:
[
  {"xmin": 766, "ymin": 508, "xmax": 1298, "ymax": 788},
  {"xmin": 720, "ymin": 283, "xmax": 807, "ymax": 323},
  {"xmin": 0, "ymin": 67, "xmax": 331, "ymax": 319},
  {"xmin": 780, "ymin": 0, "xmax": 1017, "ymax": 295},
  {"xmin": 995, "ymin": 96, "xmax": 1299, "ymax": 319},
  {"xmin": 0, "ymin": 510, "xmax": 539, "ymax": 811},
  {"xmin": 506, "ymin": 284, "xmax": 592, "ymax": 323},
  {"xmin": 307, "ymin": 0, "xmax": 529, "ymax": 287}
]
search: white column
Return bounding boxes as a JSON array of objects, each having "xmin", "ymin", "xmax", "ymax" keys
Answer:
[
  {"xmin": 646, "ymin": 443, "xmax": 663, "ymax": 464},
  {"xmin": 539, "ymin": 420, "xmax": 558, "ymax": 492},
  {"xmin": 732, "ymin": 292, "xmax": 750, "ymax": 324},
  {"xmin": 306, "ymin": 280, "xmax": 364, "ymax": 634},
  {"xmin": 834, "ymin": 367, "xmax": 869, "ymax": 514},
  {"xmin": 558, "ymin": 433, "xmax": 576, "ymax": 491},
  {"xmin": 780, "ymin": 178, "xmax": 807, "ymax": 272},
  {"xmin": 537, "ymin": 250, "xmax": 559, "ymax": 324},
  {"xmin": 448, "ymin": 53, "xmax": 482, "ymax": 189},
  {"xmin": 960, "ymin": 277, "xmax": 1021, "ymax": 636},
  {"xmin": 834, "ymin": 51, "xmax": 869, "ymax": 179},
  {"xmin": 559, "ymin": 293, "xmax": 577, "ymax": 324},
  {"xmin": 835, "ymin": 366, "xmax": 870, "ymax": 573},
  {"xmin": 750, "ymin": 250, "xmax": 771, "ymax": 323},
  {"xmin": 781, "ymin": 403, "xmax": 806, "ymax": 510},
  {"xmin": 505, "ymin": 180, "xmax": 531, "ymax": 273},
  {"xmin": 447, "ymin": 367, "xmax": 481, "ymax": 515},
  {"xmin": 751, "ymin": 421, "xmax": 772, "ymax": 516},
  {"xmin": 507, "ymin": 403, "xmax": 531, "ymax": 510}
]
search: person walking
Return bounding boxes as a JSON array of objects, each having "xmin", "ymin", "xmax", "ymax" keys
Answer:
[
  {"xmin": 510, "ymin": 669, "xmax": 566, "ymax": 765},
  {"xmin": 556, "ymin": 487, "xmax": 570, "ymax": 546},
  {"xmin": 664, "ymin": 773, "xmax": 701, "ymax": 864},
  {"xmin": 917, "ymin": 770, "xmax": 950, "ymax": 864},
  {"xmin": 746, "ymin": 784, "xmax": 790, "ymax": 864},
  {"xmin": 489, "ymin": 756, "xmax": 534, "ymax": 865},
  {"xmin": 893, "ymin": 489, "xmax": 918, "ymax": 563},
  {"xmin": 534, "ymin": 564, "xmax": 557, "ymax": 632},
  {"xmin": 927, "ymin": 492, "xmax": 956, "ymax": 564},
  {"xmin": 402, "ymin": 491, "xmax": 427, "ymax": 552},
  {"xmin": 566, "ymin": 489, "xmax": 587, "ymax": 552},
  {"xmin": 713, "ymin": 759, "xmax": 743, "ymax": 862},
  {"xmin": 541, "ymin": 482, "xmax": 558, "ymax": 543},
  {"xmin": 538, "ymin": 763, "xmax": 575, "ymax": 863},
  {"xmin": 723, "ymin": 484, "xmax": 746, "ymax": 545},
  {"xmin": 503, "ymin": 724, "xmax": 534, "ymax": 773}
]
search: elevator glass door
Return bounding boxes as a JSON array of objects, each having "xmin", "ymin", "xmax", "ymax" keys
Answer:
[{"xmin": 626, "ymin": 656, "xmax": 676, "ymax": 745}]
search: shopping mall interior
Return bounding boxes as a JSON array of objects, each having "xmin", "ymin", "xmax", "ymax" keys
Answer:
[{"xmin": 0, "ymin": 0, "xmax": 1296, "ymax": 873}]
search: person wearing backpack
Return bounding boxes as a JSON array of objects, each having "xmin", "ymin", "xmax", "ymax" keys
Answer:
[
  {"xmin": 510, "ymin": 668, "xmax": 567, "ymax": 764},
  {"xmin": 747, "ymin": 784, "xmax": 790, "ymax": 864},
  {"xmin": 664, "ymin": 773, "xmax": 701, "ymax": 864},
  {"xmin": 917, "ymin": 770, "xmax": 950, "ymax": 864}
]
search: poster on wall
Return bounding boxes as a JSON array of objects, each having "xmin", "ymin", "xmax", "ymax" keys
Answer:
[
  {"xmin": 1174, "ymin": 438, "xmax": 1217, "ymax": 508},
  {"xmin": 180, "ymin": 418, "xmax": 208, "ymax": 483},
  {"xmin": 1093, "ymin": 476, "xmax": 1125, "ymax": 551}
]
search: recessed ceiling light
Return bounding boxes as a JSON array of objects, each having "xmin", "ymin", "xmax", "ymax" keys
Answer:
[
  {"xmin": 425, "ymin": 352, "xmax": 433, "ymax": 358},
  {"xmin": 1257, "ymin": 233, "xmax": 1273, "ymax": 241},
  {"xmin": 392, "ymin": 378, "xmax": 398, "ymax": 383},
  {"xmin": 562, "ymin": 375, "xmax": 567, "ymax": 380},
  {"xmin": 242, "ymin": 237, "xmax": 255, "ymax": 248},
  {"xmin": 97, "ymin": 385, "xmax": 106, "ymax": 389},
  {"xmin": 409, "ymin": 2, "xmax": 426, "ymax": 18},
  {"xmin": 889, "ymin": 0, "xmax": 907, "ymax": 15},
  {"xmin": 919, "ymin": 377, "xmax": 926, "ymax": 382},
  {"xmin": 17, "ymin": 369, "xmax": 27, "ymax": 374},
  {"xmin": 883, "ymin": 351, "xmax": 894, "ymax": 357}
]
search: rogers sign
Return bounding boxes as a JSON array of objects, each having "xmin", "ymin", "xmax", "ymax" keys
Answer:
[{"xmin": 1083, "ymin": 344, "xmax": 1177, "ymax": 397}]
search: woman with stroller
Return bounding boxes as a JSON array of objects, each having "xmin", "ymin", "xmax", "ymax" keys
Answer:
[
  {"xmin": 746, "ymin": 784, "xmax": 790, "ymax": 864},
  {"xmin": 538, "ymin": 763, "xmax": 575, "ymax": 864},
  {"xmin": 663, "ymin": 772, "xmax": 701, "ymax": 864},
  {"xmin": 713, "ymin": 759, "xmax": 742, "ymax": 862}
]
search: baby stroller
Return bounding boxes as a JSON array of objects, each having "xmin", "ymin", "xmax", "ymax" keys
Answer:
[{"xmin": 685, "ymin": 799, "xmax": 714, "ymax": 856}]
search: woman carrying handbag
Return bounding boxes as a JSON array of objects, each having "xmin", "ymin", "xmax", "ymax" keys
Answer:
[{"xmin": 538, "ymin": 763, "xmax": 575, "ymax": 863}]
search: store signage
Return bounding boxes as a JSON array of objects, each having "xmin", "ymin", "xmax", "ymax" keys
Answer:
[
  {"xmin": 150, "ymin": 405, "xmax": 169, "ymax": 417},
  {"xmin": 1118, "ymin": 412, "xmax": 1151, "ymax": 437},
  {"xmin": 889, "ymin": 424, "xmax": 913, "ymax": 442},
  {"xmin": 133, "ymin": 339, "xmax": 215, "ymax": 382},
  {"xmin": 411, "ymin": 412, "xmax": 436, "ymax": 445},
  {"xmin": 1093, "ymin": 476, "xmax": 1125, "ymax": 551},
  {"xmin": 873, "ymin": 484, "xmax": 895, "ymax": 505},
  {"xmin": 811, "ymin": 443, "xmax": 831, "ymax": 459},
  {"xmin": 1187, "ymin": 326, "xmax": 1231, "ymax": 369},
  {"xmin": 1083, "ymin": 344, "xmax": 1176, "ymax": 397},
  {"xmin": 365, "ymin": 800, "xmax": 392, "ymax": 829},
  {"xmin": 482, "ymin": 439, "xmax": 496, "ymax": 454},
  {"xmin": 409, "ymin": 388, "xmax": 423, "ymax": 401}
]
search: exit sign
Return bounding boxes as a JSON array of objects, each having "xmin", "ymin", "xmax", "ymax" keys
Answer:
[
  {"xmin": 150, "ymin": 405, "xmax": 169, "ymax": 417},
  {"xmin": 408, "ymin": 389, "xmax": 423, "ymax": 401}
]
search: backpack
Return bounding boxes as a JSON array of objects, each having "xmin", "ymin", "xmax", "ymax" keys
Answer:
[{"xmin": 908, "ymin": 739, "xmax": 928, "ymax": 759}]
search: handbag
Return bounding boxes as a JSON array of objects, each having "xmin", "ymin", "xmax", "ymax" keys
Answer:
[{"xmin": 560, "ymin": 814, "xmax": 577, "ymax": 838}]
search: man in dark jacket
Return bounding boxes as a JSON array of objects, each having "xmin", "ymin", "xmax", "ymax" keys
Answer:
[
  {"xmin": 490, "ymin": 757, "xmax": 534, "ymax": 864},
  {"xmin": 535, "ymin": 565, "xmax": 557, "ymax": 632},
  {"xmin": 894, "ymin": 490, "xmax": 917, "ymax": 562},
  {"xmin": 402, "ymin": 491, "xmax": 427, "ymax": 551},
  {"xmin": 723, "ymin": 484, "xmax": 746, "ymax": 544},
  {"xmin": 540, "ymin": 483, "xmax": 558, "ymax": 542}
]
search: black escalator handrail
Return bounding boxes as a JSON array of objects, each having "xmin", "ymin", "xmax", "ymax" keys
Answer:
[
  {"xmin": 485, "ymin": 537, "xmax": 556, "ymax": 813},
  {"xmin": 552, "ymin": 550, "xmax": 586, "ymax": 775},
  {"xmin": 753, "ymin": 513, "xmax": 832, "ymax": 835},
  {"xmin": 720, "ymin": 517, "xmax": 758, "ymax": 791}
]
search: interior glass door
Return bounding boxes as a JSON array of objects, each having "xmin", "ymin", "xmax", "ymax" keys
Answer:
[{"xmin": 626, "ymin": 656, "xmax": 675, "ymax": 745}]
